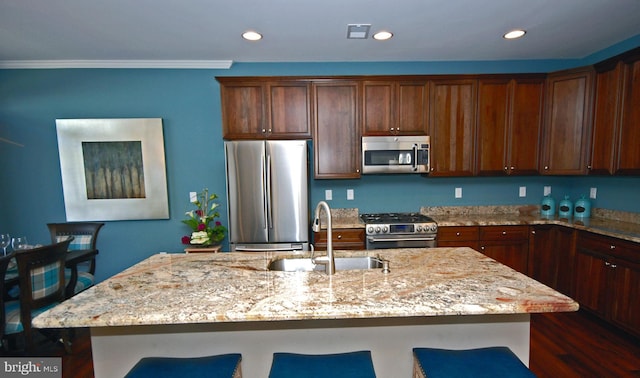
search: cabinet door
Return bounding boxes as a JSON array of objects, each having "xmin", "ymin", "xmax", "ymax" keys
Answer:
[
  {"xmin": 480, "ymin": 241, "xmax": 529, "ymax": 274},
  {"xmin": 429, "ymin": 79, "xmax": 477, "ymax": 176},
  {"xmin": 397, "ymin": 81, "xmax": 428, "ymax": 135},
  {"xmin": 589, "ymin": 62, "xmax": 623, "ymax": 175},
  {"xmin": 313, "ymin": 81, "xmax": 361, "ymax": 179},
  {"xmin": 477, "ymin": 79, "xmax": 510, "ymax": 175},
  {"xmin": 509, "ymin": 79, "xmax": 544, "ymax": 175},
  {"xmin": 609, "ymin": 259, "xmax": 640, "ymax": 336},
  {"xmin": 574, "ymin": 248, "xmax": 609, "ymax": 317},
  {"xmin": 541, "ymin": 68, "xmax": 594, "ymax": 175},
  {"xmin": 268, "ymin": 82, "xmax": 311, "ymax": 139},
  {"xmin": 528, "ymin": 225, "xmax": 574, "ymax": 296},
  {"xmin": 617, "ymin": 58, "xmax": 640, "ymax": 174},
  {"xmin": 220, "ymin": 83, "xmax": 266, "ymax": 139},
  {"xmin": 362, "ymin": 81, "xmax": 394, "ymax": 135}
]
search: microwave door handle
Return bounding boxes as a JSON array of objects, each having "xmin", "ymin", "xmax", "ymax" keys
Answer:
[{"xmin": 413, "ymin": 144, "xmax": 419, "ymax": 171}]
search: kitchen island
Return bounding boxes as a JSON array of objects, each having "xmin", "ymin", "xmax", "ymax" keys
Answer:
[{"xmin": 34, "ymin": 247, "xmax": 577, "ymax": 377}]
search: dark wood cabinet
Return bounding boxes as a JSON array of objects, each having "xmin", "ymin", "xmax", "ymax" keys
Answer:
[
  {"xmin": 617, "ymin": 56, "xmax": 640, "ymax": 174},
  {"xmin": 429, "ymin": 79, "xmax": 477, "ymax": 176},
  {"xmin": 476, "ymin": 77, "xmax": 544, "ymax": 175},
  {"xmin": 362, "ymin": 80, "xmax": 428, "ymax": 135},
  {"xmin": 528, "ymin": 225, "xmax": 575, "ymax": 296},
  {"xmin": 437, "ymin": 226, "xmax": 480, "ymax": 250},
  {"xmin": 312, "ymin": 81, "xmax": 361, "ymax": 179},
  {"xmin": 218, "ymin": 78, "xmax": 311, "ymax": 140},
  {"xmin": 478, "ymin": 225, "xmax": 529, "ymax": 274},
  {"xmin": 541, "ymin": 67, "xmax": 594, "ymax": 175},
  {"xmin": 314, "ymin": 228, "xmax": 365, "ymax": 250},
  {"xmin": 574, "ymin": 231, "xmax": 640, "ymax": 337}
]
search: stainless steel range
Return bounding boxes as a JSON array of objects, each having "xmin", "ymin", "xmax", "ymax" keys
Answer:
[{"xmin": 360, "ymin": 212, "xmax": 438, "ymax": 250}]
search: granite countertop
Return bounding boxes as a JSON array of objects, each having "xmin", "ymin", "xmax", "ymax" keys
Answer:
[
  {"xmin": 33, "ymin": 247, "xmax": 577, "ymax": 329},
  {"xmin": 327, "ymin": 206, "xmax": 640, "ymax": 244}
]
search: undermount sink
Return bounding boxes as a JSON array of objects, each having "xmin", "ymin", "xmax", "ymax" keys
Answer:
[{"xmin": 268, "ymin": 256, "xmax": 384, "ymax": 272}]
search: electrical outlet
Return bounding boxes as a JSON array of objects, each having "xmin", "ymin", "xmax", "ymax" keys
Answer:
[
  {"xmin": 455, "ymin": 187, "xmax": 462, "ymax": 199},
  {"xmin": 544, "ymin": 186, "xmax": 551, "ymax": 196},
  {"xmin": 519, "ymin": 186, "xmax": 527, "ymax": 197},
  {"xmin": 347, "ymin": 189, "xmax": 354, "ymax": 200},
  {"xmin": 189, "ymin": 191, "xmax": 197, "ymax": 203},
  {"xmin": 590, "ymin": 187, "xmax": 597, "ymax": 199},
  {"xmin": 325, "ymin": 189, "xmax": 332, "ymax": 201}
]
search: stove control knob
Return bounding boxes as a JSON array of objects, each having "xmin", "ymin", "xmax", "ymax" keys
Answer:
[
  {"xmin": 430, "ymin": 225, "xmax": 437, "ymax": 232},
  {"xmin": 375, "ymin": 226, "xmax": 381, "ymax": 233},
  {"xmin": 382, "ymin": 226, "xmax": 388, "ymax": 233},
  {"xmin": 416, "ymin": 225, "xmax": 423, "ymax": 232},
  {"xmin": 367, "ymin": 226, "xmax": 374, "ymax": 234}
]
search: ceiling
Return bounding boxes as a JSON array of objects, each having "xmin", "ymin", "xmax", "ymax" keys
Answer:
[{"xmin": 1, "ymin": 0, "xmax": 640, "ymax": 68}]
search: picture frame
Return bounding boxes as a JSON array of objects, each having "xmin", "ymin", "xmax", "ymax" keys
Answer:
[{"xmin": 55, "ymin": 118, "xmax": 169, "ymax": 221}]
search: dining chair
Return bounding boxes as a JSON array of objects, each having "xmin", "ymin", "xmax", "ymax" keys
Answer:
[
  {"xmin": 0, "ymin": 251, "xmax": 17, "ymax": 350},
  {"xmin": 47, "ymin": 222, "xmax": 104, "ymax": 298},
  {"xmin": 4, "ymin": 238, "xmax": 72, "ymax": 352}
]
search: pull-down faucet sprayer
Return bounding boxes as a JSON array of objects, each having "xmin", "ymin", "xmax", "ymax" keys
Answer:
[{"xmin": 311, "ymin": 201, "xmax": 335, "ymax": 275}]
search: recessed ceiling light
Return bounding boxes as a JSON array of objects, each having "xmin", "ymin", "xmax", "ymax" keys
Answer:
[
  {"xmin": 242, "ymin": 31, "xmax": 262, "ymax": 41},
  {"xmin": 503, "ymin": 29, "xmax": 526, "ymax": 40},
  {"xmin": 373, "ymin": 31, "xmax": 393, "ymax": 41}
]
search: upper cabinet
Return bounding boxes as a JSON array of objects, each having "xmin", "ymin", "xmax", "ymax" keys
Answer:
[
  {"xmin": 588, "ymin": 47, "xmax": 640, "ymax": 175},
  {"xmin": 428, "ymin": 78, "xmax": 477, "ymax": 176},
  {"xmin": 476, "ymin": 76, "xmax": 545, "ymax": 176},
  {"xmin": 312, "ymin": 80, "xmax": 361, "ymax": 179},
  {"xmin": 218, "ymin": 78, "xmax": 311, "ymax": 140},
  {"xmin": 362, "ymin": 79, "xmax": 429, "ymax": 136},
  {"xmin": 541, "ymin": 67, "xmax": 594, "ymax": 175}
]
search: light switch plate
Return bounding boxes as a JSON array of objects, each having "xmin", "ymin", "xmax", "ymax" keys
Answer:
[
  {"xmin": 455, "ymin": 187, "xmax": 462, "ymax": 199},
  {"xmin": 519, "ymin": 186, "xmax": 527, "ymax": 197},
  {"xmin": 189, "ymin": 191, "xmax": 197, "ymax": 203},
  {"xmin": 590, "ymin": 187, "xmax": 597, "ymax": 199},
  {"xmin": 325, "ymin": 189, "xmax": 333, "ymax": 201},
  {"xmin": 347, "ymin": 189, "xmax": 354, "ymax": 200},
  {"xmin": 544, "ymin": 186, "xmax": 551, "ymax": 196}
]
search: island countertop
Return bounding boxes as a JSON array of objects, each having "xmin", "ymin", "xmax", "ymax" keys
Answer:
[{"xmin": 34, "ymin": 247, "xmax": 577, "ymax": 329}]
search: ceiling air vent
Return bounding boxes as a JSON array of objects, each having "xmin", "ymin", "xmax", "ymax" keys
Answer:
[{"xmin": 347, "ymin": 24, "xmax": 371, "ymax": 39}]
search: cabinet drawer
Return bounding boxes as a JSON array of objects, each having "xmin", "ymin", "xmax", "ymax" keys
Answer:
[
  {"xmin": 314, "ymin": 228, "xmax": 365, "ymax": 250},
  {"xmin": 577, "ymin": 231, "xmax": 640, "ymax": 264},
  {"xmin": 438, "ymin": 226, "xmax": 479, "ymax": 242},
  {"xmin": 479, "ymin": 225, "xmax": 529, "ymax": 241}
]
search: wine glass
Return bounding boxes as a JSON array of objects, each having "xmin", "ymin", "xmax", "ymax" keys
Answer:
[
  {"xmin": 11, "ymin": 236, "xmax": 28, "ymax": 251},
  {"xmin": 0, "ymin": 234, "xmax": 10, "ymax": 256}
]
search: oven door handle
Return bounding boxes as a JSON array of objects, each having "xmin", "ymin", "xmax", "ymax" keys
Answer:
[{"xmin": 367, "ymin": 236, "xmax": 436, "ymax": 242}]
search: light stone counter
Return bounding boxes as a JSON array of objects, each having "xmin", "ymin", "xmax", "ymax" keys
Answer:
[{"xmin": 34, "ymin": 248, "xmax": 576, "ymax": 329}]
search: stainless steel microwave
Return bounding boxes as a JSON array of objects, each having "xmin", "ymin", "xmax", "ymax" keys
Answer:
[{"xmin": 362, "ymin": 135, "xmax": 430, "ymax": 174}]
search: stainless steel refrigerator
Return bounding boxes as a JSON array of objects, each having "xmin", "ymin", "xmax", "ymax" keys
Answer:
[{"xmin": 225, "ymin": 140, "xmax": 309, "ymax": 251}]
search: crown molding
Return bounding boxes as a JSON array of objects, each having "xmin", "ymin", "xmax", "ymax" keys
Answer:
[{"xmin": 0, "ymin": 60, "xmax": 234, "ymax": 69}]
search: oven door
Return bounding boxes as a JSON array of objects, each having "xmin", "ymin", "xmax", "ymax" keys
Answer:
[{"xmin": 366, "ymin": 234, "xmax": 437, "ymax": 249}]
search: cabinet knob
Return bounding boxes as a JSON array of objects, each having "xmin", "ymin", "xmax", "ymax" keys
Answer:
[
  {"xmin": 610, "ymin": 245, "xmax": 616, "ymax": 249},
  {"xmin": 587, "ymin": 165, "xmax": 592, "ymax": 170},
  {"xmin": 481, "ymin": 246, "xmax": 485, "ymax": 250},
  {"xmin": 544, "ymin": 166, "xmax": 549, "ymax": 170},
  {"xmin": 456, "ymin": 232, "xmax": 461, "ymax": 236},
  {"xmin": 356, "ymin": 169, "xmax": 360, "ymax": 173},
  {"xmin": 430, "ymin": 167, "xmax": 434, "ymax": 172},
  {"xmin": 262, "ymin": 129, "xmax": 266, "ymax": 133},
  {"xmin": 502, "ymin": 231, "xmax": 507, "ymax": 235},
  {"xmin": 504, "ymin": 166, "xmax": 508, "ymax": 171},
  {"xmin": 610, "ymin": 264, "xmax": 617, "ymax": 268},
  {"xmin": 531, "ymin": 230, "xmax": 536, "ymax": 235},
  {"xmin": 337, "ymin": 234, "xmax": 342, "ymax": 239},
  {"xmin": 268, "ymin": 129, "xmax": 272, "ymax": 133},
  {"xmin": 390, "ymin": 127, "xmax": 395, "ymax": 131},
  {"xmin": 510, "ymin": 166, "xmax": 515, "ymax": 170}
]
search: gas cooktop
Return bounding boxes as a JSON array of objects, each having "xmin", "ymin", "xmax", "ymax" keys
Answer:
[{"xmin": 360, "ymin": 212, "xmax": 435, "ymax": 224}]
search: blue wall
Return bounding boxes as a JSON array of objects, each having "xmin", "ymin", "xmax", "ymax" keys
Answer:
[{"xmin": 1, "ymin": 35, "xmax": 639, "ymax": 282}]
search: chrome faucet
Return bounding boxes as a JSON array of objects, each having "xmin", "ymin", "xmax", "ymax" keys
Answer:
[{"xmin": 311, "ymin": 200, "xmax": 335, "ymax": 275}]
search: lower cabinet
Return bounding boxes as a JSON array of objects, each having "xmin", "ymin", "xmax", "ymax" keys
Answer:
[
  {"xmin": 574, "ymin": 231, "xmax": 640, "ymax": 337},
  {"xmin": 313, "ymin": 228, "xmax": 365, "ymax": 251},
  {"xmin": 438, "ymin": 225, "xmax": 529, "ymax": 274},
  {"xmin": 528, "ymin": 225, "xmax": 575, "ymax": 296}
]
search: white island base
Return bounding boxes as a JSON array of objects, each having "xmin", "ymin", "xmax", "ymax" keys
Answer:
[{"xmin": 91, "ymin": 313, "xmax": 530, "ymax": 378}]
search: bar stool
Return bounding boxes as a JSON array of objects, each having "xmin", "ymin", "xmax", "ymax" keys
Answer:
[
  {"xmin": 412, "ymin": 347, "xmax": 535, "ymax": 378},
  {"xmin": 124, "ymin": 353, "xmax": 242, "ymax": 378},
  {"xmin": 269, "ymin": 350, "xmax": 376, "ymax": 378}
]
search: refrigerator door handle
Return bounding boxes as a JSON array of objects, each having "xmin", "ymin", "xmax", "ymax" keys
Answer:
[
  {"xmin": 260, "ymin": 152, "xmax": 268, "ymax": 230},
  {"xmin": 266, "ymin": 153, "xmax": 273, "ymax": 229}
]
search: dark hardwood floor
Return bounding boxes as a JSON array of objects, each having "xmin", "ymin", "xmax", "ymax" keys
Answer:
[{"xmin": 1, "ymin": 310, "xmax": 638, "ymax": 377}]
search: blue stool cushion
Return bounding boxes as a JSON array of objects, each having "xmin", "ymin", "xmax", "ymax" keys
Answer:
[
  {"xmin": 124, "ymin": 353, "xmax": 242, "ymax": 378},
  {"xmin": 269, "ymin": 350, "xmax": 376, "ymax": 378},
  {"xmin": 413, "ymin": 347, "xmax": 535, "ymax": 378}
]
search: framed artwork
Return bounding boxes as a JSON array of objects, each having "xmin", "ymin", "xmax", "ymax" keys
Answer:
[{"xmin": 55, "ymin": 118, "xmax": 169, "ymax": 221}]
